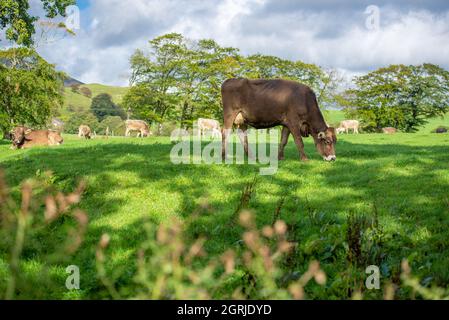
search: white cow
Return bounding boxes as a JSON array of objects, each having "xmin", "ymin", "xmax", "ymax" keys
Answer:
[
  {"xmin": 337, "ymin": 120, "xmax": 360, "ymax": 134},
  {"xmin": 198, "ymin": 118, "xmax": 221, "ymax": 139}
]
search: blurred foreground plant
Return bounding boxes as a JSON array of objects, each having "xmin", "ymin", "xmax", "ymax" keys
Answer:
[
  {"xmin": 96, "ymin": 210, "xmax": 327, "ymax": 300},
  {"xmin": 0, "ymin": 170, "xmax": 87, "ymax": 300}
]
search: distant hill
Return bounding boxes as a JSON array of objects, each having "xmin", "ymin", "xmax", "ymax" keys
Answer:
[
  {"xmin": 61, "ymin": 83, "xmax": 129, "ymax": 121},
  {"xmin": 63, "ymin": 77, "xmax": 84, "ymax": 87}
]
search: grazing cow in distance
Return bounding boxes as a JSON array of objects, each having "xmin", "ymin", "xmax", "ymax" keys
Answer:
[
  {"xmin": 11, "ymin": 126, "xmax": 63, "ymax": 149},
  {"xmin": 337, "ymin": 120, "xmax": 360, "ymax": 134},
  {"xmin": 383, "ymin": 127, "xmax": 397, "ymax": 134},
  {"xmin": 198, "ymin": 118, "xmax": 222, "ymax": 139},
  {"xmin": 78, "ymin": 125, "xmax": 92, "ymax": 139},
  {"xmin": 125, "ymin": 120, "xmax": 151, "ymax": 137},
  {"xmin": 221, "ymin": 78, "xmax": 337, "ymax": 162}
]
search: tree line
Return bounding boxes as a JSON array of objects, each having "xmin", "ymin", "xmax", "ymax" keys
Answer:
[
  {"xmin": 121, "ymin": 33, "xmax": 338, "ymax": 132},
  {"xmin": 1, "ymin": 0, "xmax": 448, "ymax": 135}
]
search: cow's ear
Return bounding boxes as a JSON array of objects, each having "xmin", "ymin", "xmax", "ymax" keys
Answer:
[{"xmin": 300, "ymin": 123, "xmax": 310, "ymax": 137}]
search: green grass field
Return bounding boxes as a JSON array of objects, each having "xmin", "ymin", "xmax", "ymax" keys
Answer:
[{"xmin": 0, "ymin": 130, "xmax": 448, "ymax": 299}]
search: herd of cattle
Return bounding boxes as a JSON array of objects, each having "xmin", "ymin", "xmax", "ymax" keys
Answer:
[{"xmin": 6, "ymin": 79, "xmax": 446, "ymax": 158}]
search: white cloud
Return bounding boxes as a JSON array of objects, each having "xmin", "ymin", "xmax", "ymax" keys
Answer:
[{"xmin": 32, "ymin": 1, "xmax": 449, "ymax": 86}]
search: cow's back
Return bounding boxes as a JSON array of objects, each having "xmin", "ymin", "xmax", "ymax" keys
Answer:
[
  {"xmin": 222, "ymin": 78, "xmax": 318, "ymax": 129},
  {"xmin": 21, "ymin": 130, "xmax": 62, "ymax": 148},
  {"xmin": 126, "ymin": 120, "xmax": 148, "ymax": 130}
]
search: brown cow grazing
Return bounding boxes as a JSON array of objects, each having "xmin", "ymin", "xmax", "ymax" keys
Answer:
[
  {"xmin": 11, "ymin": 126, "xmax": 63, "ymax": 149},
  {"xmin": 382, "ymin": 127, "xmax": 397, "ymax": 134},
  {"xmin": 78, "ymin": 125, "xmax": 92, "ymax": 139},
  {"xmin": 221, "ymin": 79, "xmax": 337, "ymax": 162},
  {"xmin": 125, "ymin": 120, "xmax": 151, "ymax": 138}
]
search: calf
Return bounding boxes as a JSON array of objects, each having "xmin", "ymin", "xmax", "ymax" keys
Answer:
[{"xmin": 11, "ymin": 126, "xmax": 63, "ymax": 149}]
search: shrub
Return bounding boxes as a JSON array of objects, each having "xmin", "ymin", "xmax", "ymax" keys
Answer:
[{"xmin": 79, "ymin": 87, "xmax": 92, "ymax": 98}]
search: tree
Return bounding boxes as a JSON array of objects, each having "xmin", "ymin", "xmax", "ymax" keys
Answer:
[
  {"xmin": 90, "ymin": 93, "xmax": 126, "ymax": 121},
  {"xmin": 64, "ymin": 111, "xmax": 99, "ymax": 134},
  {"xmin": 125, "ymin": 33, "xmax": 332, "ymax": 130},
  {"xmin": 79, "ymin": 86, "xmax": 92, "ymax": 98},
  {"xmin": 0, "ymin": 0, "xmax": 75, "ymax": 47},
  {"xmin": 0, "ymin": 47, "xmax": 65, "ymax": 134},
  {"xmin": 98, "ymin": 116, "xmax": 126, "ymax": 136},
  {"xmin": 343, "ymin": 64, "xmax": 449, "ymax": 132},
  {"xmin": 128, "ymin": 33, "xmax": 187, "ymax": 128},
  {"xmin": 122, "ymin": 83, "xmax": 161, "ymax": 124}
]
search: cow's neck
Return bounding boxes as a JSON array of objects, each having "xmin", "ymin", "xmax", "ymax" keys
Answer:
[{"xmin": 307, "ymin": 112, "xmax": 328, "ymax": 134}]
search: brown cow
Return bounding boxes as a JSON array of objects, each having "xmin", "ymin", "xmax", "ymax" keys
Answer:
[
  {"xmin": 221, "ymin": 79, "xmax": 337, "ymax": 161},
  {"xmin": 78, "ymin": 125, "xmax": 92, "ymax": 139},
  {"xmin": 11, "ymin": 126, "xmax": 63, "ymax": 149},
  {"xmin": 125, "ymin": 120, "xmax": 151, "ymax": 138},
  {"xmin": 382, "ymin": 127, "xmax": 397, "ymax": 134}
]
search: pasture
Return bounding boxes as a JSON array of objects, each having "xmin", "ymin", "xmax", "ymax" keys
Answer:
[{"xmin": 0, "ymin": 130, "xmax": 448, "ymax": 299}]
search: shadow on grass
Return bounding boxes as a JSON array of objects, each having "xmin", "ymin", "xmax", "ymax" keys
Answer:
[{"xmin": 0, "ymin": 138, "xmax": 448, "ymax": 298}]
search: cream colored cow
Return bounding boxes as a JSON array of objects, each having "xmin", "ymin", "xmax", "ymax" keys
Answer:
[
  {"xmin": 337, "ymin": 120, "xmax": 360, "ymax": 134},
  {"xmin": 198, "ymin": 118, "xmax": 221, "ymax": 139},
  {"xmin": 125, "ymin": 120, "xmax": 151, "ymax": 137}
]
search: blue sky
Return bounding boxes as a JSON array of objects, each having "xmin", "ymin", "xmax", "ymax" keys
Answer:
[
  {"xmin": 29, "ymin": 0, "xmax": 449, "ymax": 86},
  {"xmin": 76, "ymin": 0, "xmax": 90, "ymax": 10}
]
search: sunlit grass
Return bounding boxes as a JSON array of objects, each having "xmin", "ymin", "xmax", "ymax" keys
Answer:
[{"xmin": 0, "ymin": 131, "xmax": 448, "ymax": 299}]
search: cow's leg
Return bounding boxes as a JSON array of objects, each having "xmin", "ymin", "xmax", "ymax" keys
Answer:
[
  {"xmin": 287, "ymin": 124, "xmax": 308, "ymax": 161},
  {"xmin": 222, "ymin": 112, "xmax": 239, "ymax": 160},
  {"xmin": 278, "ymin": 126, "xmax": 290, "ymax": 160},
  {"xmin": 236, "ymin": 124, "xmax": 254, "ymax": 158}
]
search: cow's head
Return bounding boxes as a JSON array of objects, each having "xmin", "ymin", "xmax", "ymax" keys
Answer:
[
  {"xmin": 142, "ymin": 129, "xmax": 153, "ymax": 137},
  {"xmin": 11, "ymin": 126, "xmax": 32, "ymax": 146},
  {"xmin": 314, "ymin": 128, "xmax": 337, "ymax": 161}
]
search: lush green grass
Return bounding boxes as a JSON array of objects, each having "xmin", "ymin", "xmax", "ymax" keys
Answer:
[{"xmin": 0, "ymin": 131, "xmax": 448, "ymax": 299}]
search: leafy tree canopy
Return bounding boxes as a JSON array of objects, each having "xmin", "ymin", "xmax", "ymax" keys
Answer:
[
  {"xmin": 0, "ymin": 0, "xmax": 75, "ymax": 47},
  {"xmin": 0, "ymin": 47, "xmax": 65, "ymax": 133},
  {"xmin": 124, "ymin": 33, "xmax": 337, "ymax": 130},
  {"xmin": 90, "ymin": 93, "xmax": 126, "ymax": 122},
  {"xmin": 342, "ymin": 64, "xmax": 449, "ymax": 132}
]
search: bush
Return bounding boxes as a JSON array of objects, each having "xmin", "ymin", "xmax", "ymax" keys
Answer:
[
  {"xmin": 98, "ymin": 116, "xmax": 126, "ymax": 136},
  {"xmin": 432, "ymin": 126, "xmax": 448, "ymax": 133},
  {"xmin": 79, "ymin": 87, "xmax": 92, "ymax": 98},
  {"xmin": 158, "ymin": 122, "xmax": 182, "ymax": 137}
]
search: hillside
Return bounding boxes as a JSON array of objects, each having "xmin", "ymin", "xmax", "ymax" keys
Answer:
[{"xmin": 61, "ymin": 84, "xmax": 129, "ymax": 121}]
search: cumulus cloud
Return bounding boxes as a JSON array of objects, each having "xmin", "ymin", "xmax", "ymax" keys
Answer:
[{"xmin": 30, "ymin": 0, "xmax": 449, "ymax": 86}]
